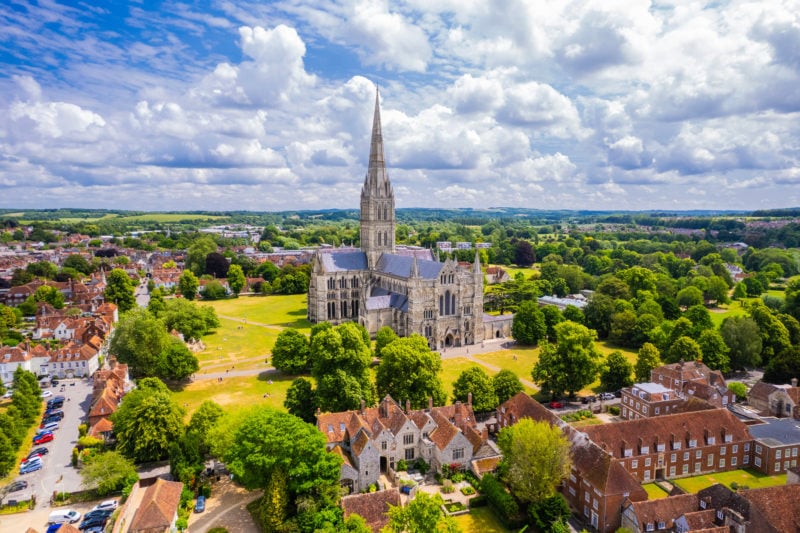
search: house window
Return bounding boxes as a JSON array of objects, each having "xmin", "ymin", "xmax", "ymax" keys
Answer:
[
  {"xmin": 720, "ymin": 446, "xmax": 726, "ymax": 455},
  {"xmin": 631, "ymin": 460, "xmax": 638, "ymax": 469},
  {"xmin": 382, "ymin": 441, "xmax": 387, "ymax": 451},
  {"xmin": 658, "ymin": 521, "xmax": 665, "ymax": 529},
  {"xmin": 405, "ymin": 448, "xmax": 415, "ymax": 460},
  {"xmin": 644, "ymin": 470, "xmax": 651, "ymax": 481},
  {"xmin": 682, "ymin": 464, "xmax": 689, "ymax": 474},
  {"xmin": 645, "ymin": 458, "xmax": 651, "ymax": 467},
  {"xmin": 732, "ymin": 457, "xmax": 738, "ymax": 466},
  {"xmin": 755, "ymin": 445, "xmax": 762, "ymax": 454},
  {"xmin": 646, "ymin": 523, "xmax": 654, "ymax": 531},
  {"xmin": 696, "ymin": 450, "xmax": 702, "ymax": 459},
  {"xmin": 403, "ymin": 434, "xmax": 414, "ymax": 445},
  {"xmin": 707, "ymin": 454, "xmax": 714, "ymax": 466},
  {"xmin": 719, "ymin": 458, "xmax": 726, "ymax": 468},
  {"xmin": 655, "ymin": 407, "xmax": 660, "ymax": 415},
  {"xmin": 669, "ymin": 466, "xmax": 676, "ymax": 477},
  {"xmin": 793, "ymin": 448, "xmax": 798, "ymax": 457},
  {"xmin": 754, "ymin": 457, "xmax": 761, "ymax": 467},
  {"xmin": 733, "ymin": 444, "xmax": 738, "ymax": 454},
  {"xmin": 695, "ymin": 462, "xmax": 701, "ymax": 472},
  {"xmin": 776, "ymin": 450, "xmax": 782, "ymax": 460},
  {"xmin": 744, "ymin": 443, "xmax": 751, "ymax": 452},
  {"xmin": 585, "ymin": 492, "xmax": 590, "ymax": 502},
  {"xmin": 683, "ymin": 452, "xmax": 689, "ymax": 461},
  {"xmin": 671, "ymin": 453, "xmax": 676, "ymax": 463},
  {"xmin": 689, "ymin": 439, "xmax": 697, "ymax": 448},
  {"xmin": 569, "ymin": 487, "xmax": 576, "ymax": 496},
  {"xmin": 775, "ymin": 462, "xmax": 781, "ymax": 472},
  {"xmin": 453, "ymin": 448, "xmax": 465, "ymax": 460},
  {"xmin": 744, "ymin": 455, "xmax": 749, "ymax": 465}
]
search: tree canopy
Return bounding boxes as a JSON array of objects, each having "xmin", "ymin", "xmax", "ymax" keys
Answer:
[
  {"xmin": 532, "ymin": 321, "xmax": 602, "ymax": 398},
  {"xmin": 512, "ymin": 300, "xmax": 547, "ymax": 346},
  {"xmin": 104, "ymin": 268, "xmax": 136, "ymax": 312},
  {"xmin": 311, "ymin": 322, "xmax": 376, "ymax": 412},
  {"xmin": 375, "ymin": 334, "xmax": 447, "ymax": 409},
  {"xmin": 493, "ymin": 369, "xmax": 524, "ymax": 405},
  {"xmin": 272, "ymin": 329, "xmax": 311, "ymax": 374},
  {"xmin": 451, "ymin": 366, "xmax": 497, "ymax": 412}
]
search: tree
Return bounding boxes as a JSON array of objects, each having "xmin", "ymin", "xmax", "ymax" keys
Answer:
[
  {"xmin": 178, "ymin": 270, "xmax": 199, "ymax": 300},
  {"xmin": 201, "ymin": 280, "xmax": 227, "ymax": 300},
  {"xmin": 452, "ymin": 366, "xmax": 497, "ymax": 412},
  {"xmin": 497, "ymin": 418, "xmax": 571, "ymax": 504},
  {"xmin": 376, "ymin": 335, "xmax": 447, "ymax": 409},
  {"xmin": 540, "ymin": 305, "xmax": 564, "ymax": 341},
  {"xmin": 375, "ymin": 326, "xmax": 399, "ymax": 359},
  {"xmin": 784, "ymin": 276, "xmax": 800, "ymax": 320},
  {"xmin": 635, "ymin": 343, "xmax": 662, "ymax": 382},
  {"xmin": 311, "ymin": 323, "xmax": 376, "ymax": 412},
  {"xmin": 562, "ymin": 305, "xmax": 584, "ymax": 324},
  {"xmin": 62, "ymin": 254, "xmax": 94, "ymax": 275},
  {"xmin": 27, "ymin": 260, "xmax": 58, "ymax": 279},
  {"xmin": 532, "ymin": 321, "xmax": 603, "ymax": 398},
  {"xmin": 111, "ymin": 380, "xmax": 186, "ymax": 463},
  {"xmin": 224, "ymin": 408, "xmax": 342, "ymax": 529},
  {"xmin": 159, "ymin": 337, "xmax": 199, "ymax": 381},
  {"xmin": 749, "ymin": 303, "xmax": 791, "ymax": 364},
  {"xmin": 764, "ymin": 346, "xmax": 800, "ymax": 384},
  {"xmin": 493, "ymin": 369, "xmax": 524, "ymax": 404},
  {"xmin": 109, "ymin": 308, "xmax": 170, "ymax": 377},
  {"xmin": 512, "ymin": 300, "xmax": 547, "ymax": 345},
  {"xmin": 272, "ymin": 329, "xmax": 311, "ymax": 374},
  {"xmin": 697, "ymin": 330, "xmax": 730, "ymax": 372},
  {"xmin": 600, "ymin": 351, "xmax": 634, "ymax": 392},
  {"xmin": 384, "ymin": 492, "xmax": 459, "ymax": 533},
  {"xmin": 33, "ymin": 285, "xmax": 65, "ymax": 309},
  {"xmin": 258, "ymin": 260, "xmax": 281, "ymax": 283},
  {"xmin": 205, "ymin": 252, "xmax": 229, "ymax": 278},
  {"xmin": 186, "ymin": 237, "xmax": 217, "ymax": 276},
  {"xmin": 727, "ymin": 382, "xmax": 748, "ymax": 401},
  {"xmin": 81, "ymin": 450, "xmax": 138, "ymax": 496},
  {"xmin": 162, "ymin": 298, "xmax": 219, "ymax": 341},
  {"xmin": 284, "ymin": 378, "xmax": 318, "ymax": 423},
  {"xmin": 676, "ymin": 286, "xmax": 704, "ymax": 308},
  {"xmin": 667, "ymin": 336, "xmax": 703, "ymax": 364},
  {"xmin": 684, "ymin": 305, "xmax": 713, "ymax": 336},
  {"xmin": 529, "ymin": 494, "xmax": 571, "ymax": 533},
  {"xmin": 584, "ymin": 293, "xmax": 616, "ymax": 338},
  {"xmin": 514, "ymin": 240, "xmax": 535, "ymax": 267},
  {"xmin": 187, "ymin": 400, "xmax": 225, "ymax": 454},
  {"xmin": 104, "ymin": 268, "xmax": 136, "ymax": 312},
  {"xmin": 227, "ymin": 264, "xmax": 246, "ymax": 296},
  {"xmin": 147, "ymin": 287, "xmax": 166, "ymax": 317}
]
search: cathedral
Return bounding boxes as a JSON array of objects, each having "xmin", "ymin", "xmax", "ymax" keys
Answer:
[{"xmin": 308, "ymin": 90, "xmax": 485, "ymax": 349}]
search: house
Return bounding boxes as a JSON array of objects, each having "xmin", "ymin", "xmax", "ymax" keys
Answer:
[
  {"xmin": 484, "ymin": 266, "xmax": 510, "ymax": 285},
  {"xmin": 747, "ymin": 379, "xmax": 800, "ymax": 418},
  {"xmin": 88, "ymin": 362, "xmax": 130, "ymax": 441},
  {"xmin": 746, "ymin": 416, "xmax": 800, "ymax": 475},
  {"xmin": 341, "ymin": 489, "xmax": 402, "ymax": 532},
  {"xmin": 620, "ymin": 382, "xmax": 685, "ymax": 419},
  {"xmin": 317, "ymin": 395, "xmax": 498, "ymax": 494},
  {"xmin": 650, "ymin": 361, "xmax": 734, "ymax": 408},
  {"xmin": 114, "ymin": 477, "xmax": 183, "ymax": 533},
  {"xmin": 620, "ymin": 493, "xmax": 701, "ymax": 532},
  {"xmin": 0, "ymin": 345, "xmax": 35, "ymax": 384}
]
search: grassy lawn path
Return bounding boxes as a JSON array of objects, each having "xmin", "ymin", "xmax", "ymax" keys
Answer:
[{"xmin": 440, "ymin": 339, "xmax": 539, "ymax": 391}]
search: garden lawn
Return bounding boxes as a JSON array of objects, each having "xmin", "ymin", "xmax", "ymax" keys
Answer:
[
  {"xmin": 201, "ymin": 294, "xmax": 311, "ymax": 332},
  {"xmin": 673, "ymin": 469, "xmax": 787, "ymax": 493},
  {"xmin": 474, "ymin": 345, "xmax": 539, "ymax": 379},
  {"xmin": 171, "ymin": 372, "xmax": 301, "ymax": 420},
  {"xmin": 709, "ymin": 300, "xmax": 749, "ymax": 327},
  {"xmin": 489, "ymin": 264, "xmax": 537, "ymax": 281},
  {"xmin": 452, "ymin": 506, "xmax": 510, "ymax": 533},
  {"xmin": 441, "ymin": 358, "xmax": 483, "ymax": 398},
  {"xmin": 195, "ymin": 318, "xmax": 277, "ymax": 369},
  {"xmin": 643, "ymin": 483, "xmax": 670, "ymax": 499}
]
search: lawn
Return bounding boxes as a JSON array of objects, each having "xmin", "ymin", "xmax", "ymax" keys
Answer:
[
  {"xmin": 452, "ymin": 506, "xmax": 510, "ymax": 533},
  {"xmin": 642, "ymin": 483, "xmax": 670, "ymax": 499},
  {"xmin": 202, "ymin": 294, "xmax": 311, "ymax": 332},
  {"xmin": 194, "ymin": 318, "xmax": 278, "ymax": 368},
  {"xmin": 709, "ymin": 300, "xmax": 749, "ymax": 327},
  {"xmin": 474, "ymin": 345, "xmax": 539, "ymax": 379},
  {"xmin": 441, "ymin": 358, "xmax": 485, "ymax": 397},
  {"xmin": 489, "ymin": 264, "xmax": 537, "ymax": 281},
  {"xmin": 673, "ymin": 469, "xmax": 787, "ymax": 493}
]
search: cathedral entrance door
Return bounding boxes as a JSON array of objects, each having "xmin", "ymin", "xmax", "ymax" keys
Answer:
[{"xmin": 444, "ymin": 334, "xmax": 454, "ymax": 347}]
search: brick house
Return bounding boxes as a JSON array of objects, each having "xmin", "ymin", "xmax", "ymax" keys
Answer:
[
  {"xmin": 747, "ymin": 380, "xmax": 800, "ymax": 418},
  {"xmin": 650, "ymin": 361, "xmax": 734, "ymax": 408},
  {"xmin": 620, "ymin": 382, "xmax": 685, "ymax": 420},
  {"xmin": 317, "ymin": 395, "xmax": 498, "ymax": 493},
  {"xmin": 341, "ymin": 489, "xmax": 401, "ymax": 532}
]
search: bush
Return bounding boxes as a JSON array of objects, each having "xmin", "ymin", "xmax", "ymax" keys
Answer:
[
  {"xmin": 413, "ymin": 458, "xmax": 430, "ymax": 474},
  {"xmin": 460, "ymin": 486, "xmax": 476, "ymax": 496},
  {"xmin": 441, "ymin": 479, "xmax": 455, "ymax": 494},
  {"xmin": 451, "ymin": 472, "xmax": 465, "ymax": 483},
  {"xmin": 608, "ymin": 405, "xmax": 620, "ymax": 416},
  {"xmin": 480, "ymin": 474, "xmax": 521, "ymax": 527},
  {"xmin": 396, "ymin": 459, "xmax": 408, "ymax": 471},
  {"xmin": 71, "ymin": 447, "xmax": 79, "ymax": 467},
  {"xmin": 469, "ymin": 495, "xmax": 487, "ymax": 508},
  {"xmin": 78, "ymin": 423, "xmax": 88, "ymax": 438}
]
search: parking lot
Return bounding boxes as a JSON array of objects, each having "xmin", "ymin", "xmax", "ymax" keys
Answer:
[{"xmin": 2, "ymin": 377, "xmax": 94, "ymax": 513}]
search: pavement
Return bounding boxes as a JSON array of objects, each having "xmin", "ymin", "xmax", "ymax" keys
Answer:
[{"xmin": 187, "ymin": 477, "xmax": 262, "ymax": 533}]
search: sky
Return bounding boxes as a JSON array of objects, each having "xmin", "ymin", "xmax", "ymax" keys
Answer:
[{"xmin": 1, "ymin": 0, "xmax": 799, "ymax": 212}]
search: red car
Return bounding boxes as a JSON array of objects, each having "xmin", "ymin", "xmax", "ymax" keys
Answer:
[
  {"xmin": 549, "ymin": 400, "xmax": 563, "ymax": 409},
  {"xmin": 33, "ymin": 431, "xmax": 54, "ymax": 444}
]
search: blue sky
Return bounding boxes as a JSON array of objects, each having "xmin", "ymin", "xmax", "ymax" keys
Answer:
[{"xmin": 1, "ymin": 0, "xmax": 799, "ymax": 211}]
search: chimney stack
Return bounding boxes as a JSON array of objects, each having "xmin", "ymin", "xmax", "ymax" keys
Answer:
[
  {"xmin": 360, "ymin": 399, "xmax": 366, "ymax": 415},
  {"xmin": 428, "ymin": 397, "xmax": 433, "ymax": 411},
  {"xmin": 406, "ymin": 399, "xmax": 411, "ymax": 414},
  {"xmin": 792, "ymin": 378, "xmax": 798, "ymax": 388},
  {"xmin": 467, "ymin": 392, "xmax": 473, "ymax": 407}
]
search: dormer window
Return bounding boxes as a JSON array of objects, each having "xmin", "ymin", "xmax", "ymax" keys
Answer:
[
  {"xmin": 640, "ymin": 446, "xmax": 649, "ymax": 455},
  {"xmin": 327, "ymin": 424, "xmax": 333, "ymax": 432},
  {"xmin": 340, "ymin": 423, "xmax": 346, "ymax": 432},
  {"xmin": 623, "ymin": 448, "xmax": 633, "ymax": 457},
  {"xmin": 689, "ymin": 439, "xmax": 697, "ymax": 448},
  {"xmin": 656, "ymin": 444, "xmax": 665, "ymax": 452},
  {"xmin": 707, "ymin": 436, "xmax": 715, "ymax": 445},
  {"xmin": 724, "ymin": 434, "xmax": 733, "ymax": 443}
]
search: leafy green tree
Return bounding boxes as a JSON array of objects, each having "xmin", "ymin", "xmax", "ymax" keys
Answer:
[
  {"xmin": 584, "ymin": 293, "xmax": 616, "ymax": 339},
  {"xmin": 162, "ymin": 298, "xmax": 219, "ymax": 341},
  {"xmin": 600, "ymin": 351, "xmax": 634, "ymax": 392},
  {"xmin": 17, "ymin": 296, "xmax": 37, "ymax": 316},
  {"xmin": 512, "ymin": 300, "xmax": 547, "ymax": 345},
  {"xmin": 284, "ymin": 378, "xmax": 318, "ymax": 423},
  {"xmin": 109, "ymin": 308, "xmax": 170, "ymax": 377},
  {"xmin": 497, "ymin": 418, "xmax": 571, "ymax": 504},
  {"xmin": 732, "ymin": 282, "xmax": 748, "ymax": 300},
  {"xmin": 376, "ymin": 334, "xmax": 447, "ymax": 409},
  {"xmin": 384, "ymin": 492, "xmax": 459, "ymax": 533},
  {"xmin": 80, "ymin": 450, "xmax": 138, "ymax": 496},
  {"xmin": 684, "ymin": 305, "xmax": 713, "ymax": 336},
  {"xmin": 104, "ymin": 268, "xmax": 136, "ymax": 312},
  {"xmin": 532, "ymin": 321, "xmax": 602, "ymax": 398},
  {"xmin": 186, "ymin": 237, "xmax": 217, "ymax": 276},
  {"xmin": 375, "ymin": 326, "xmax": 399, "ymax": 359},
  {"xmin": 704, "ymin": 276, "xmax": 731, "ymax": 305},
  {"xmin": 540, "ymin": 305, "xmax": 564, "ymax": 341},
  {"xmin": 676, "ymin": 286, "xmax": 704, "ymax": 308},
  {"xmin": 159, "ymin": 337, "xmax": 199, "ymax": 381},
  {"xmin": 0, "ymin": 429, "xmax": 16, "ymax": 477},
  {"xmin": 147, "ymin": 287, "xmax": 166, "ymax": 317},
  {"xmin": 529, "ymin": 494, "xmax": 571, "ymax": 533},
  {"xmin": 635, "ymin": 343, "xmax": 662, "ymax": 382},
  {"xmin": 62, "ymin": 254, "xmax": 94, "ymax": 275},
  {"xmin": 697, "ymin": 330, "xmax": 730, "ymax": 372},
  {"xmin": 312, "ymin": 322, "xmax": 376, "ymax": 412},
  {"xmin": 272, "ymin": 329, "xmax": 311, "ymax": 374},
  {"xmin": 784, "ymin": 276, "xmax": 800, "ymax": 320},
  {"xmin": 34, "ymin": 284, "xmax": 65, "ymax": 309},
  {"xmin": 609, "ymin": 310, "xmax": 637, "ymax": 347},
  {"xmin": 562, "ymin": 305, "xmax": 584, "ymax": 324},
  {"xmin": 111, "ymin": 379, "xmax": 186, "ymax": 462},
  {"xmin": 224, "ymin": 408, "xmax": 342, "ymax": 530},
  {"xmin": 227, "ymin": 264, "xmax": 246, "ymax": 296},
  {"xmin": 201, "ymin": 280, "xmax": 227, "ymax": 300},
  {"xmin": 493, "ymin": 369, "xmax": 524, "ymax": 405},
  {"xmin": 727, "ymin": 382, "xmax": 748, "ymax": 401},
  {"xmin": 749, "ymin": 303, "xmax": 791, "ymax": 363},
  {"xmin": 452, "ymin": 366, "xmax": 497, "ymax": 412},
  {"xmin": 170, "ymin": 431, "xmax": 203, "ymax": 486},
  {"xmin": 188, "ymin": 400, "xmax": 225, "ymax": 454},
  {"xmin": 27, "ymin": 260, "xmax": 58, "ymax": 279},
  {"xmin": 257, "ymin": 260, "xmax": 281, "ymax": 283},
  {"xmin": 667, "ymin": 336, "xmax": 703, "ymax": 364},
  {"xmin": 764, "ymin": 346, "xmax": 800, "ymax": 384},
  {"xmin": 178, "ymin": 270, "xmax": 199, "ymax": 300},
  {"xmin": 779, "ymin": 313, "xmax": 800, "ymax": 346}
]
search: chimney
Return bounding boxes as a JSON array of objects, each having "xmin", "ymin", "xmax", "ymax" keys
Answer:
[
  {"xmin": 467, "ymin": 392, "xmax": 473, "ymax": 407},
  {"xmin": 315, "ymin": 407, "xmax": 321, "ymax": 419},
  {"xmin": 360, "ymin": 399, "xmax": 365, "ymax": 415},
  {"xmin": 406, "ymin": 399, "xmax": 411, "ymax": 414},
  {"xmin": 792, "ymin": 378, "xmax": 798, "ymax": 388},
  {"xmin": 428, "ymin": 397, "xmax": 433, "ymax": 411}
]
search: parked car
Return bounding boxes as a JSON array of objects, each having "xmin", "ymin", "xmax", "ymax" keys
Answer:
[
  {"xmin": 20, "ymin": 461, "xmax": 42, "ymax": 474},
  {"xmin": 47, "ymin": 399, "xmax": 64, "ymax": 409},
  {"xmin": 78, "ymin": 516, "xmax": 108, "ymax": 530},
  {"xmin": 33, "ymin": 431, "xmax": 54, "ymax": 444},
  {"xmin": 82, "ymin": 509, "xmax": 113, "ymax": 521},
  {"xmin": 194, "ymin": 495, "xmax": 206, "ymax": 513},
  {"xmin": 26, "ymin": 447, "xmax": 49, "ymax": 460},
  {"xmin": 6, "ymin": 480, "xmax": 28, "ymax": 492},
  {"xmin": 581, "ymin": 395, "xmax": 597, "ymax": 404},
  {"xmin": 45, "ymin": 524, "xmax": 62, "ymax": 533},
  {"xmin": 39, "ymin": 421, "xmax": 59, "ymax": 432},
  {"xmin": 91, "ymin": 500, "xmax": 118, "ymax": 512},
  {"xmin": 44, "ymin": 409, "xmax": 64, "ymax": 419},
  {"xmin": 600, "ymin": 392, "xmax": 615, "ymax": 400},
  {"xmin": 2, "ymin": 389, "xmax": 12, "ymax": 399},
  {"xmin": 40, "ymin": 390, "xmax": 53, "ymax": 398},
  {"xmin": 548, "ymin": 400, "xmax": 563, "ymax": 409},
  {"xmin": 48, "ymin": 509, "xmax": 81, "ymax": 524}
]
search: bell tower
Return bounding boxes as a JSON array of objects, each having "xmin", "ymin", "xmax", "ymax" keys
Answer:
[{"xmin": 360, "ymin": 88, "xmax": 395, "ymax": 268}]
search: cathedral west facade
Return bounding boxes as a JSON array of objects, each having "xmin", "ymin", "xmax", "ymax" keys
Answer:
[{"xmin": 308, "ymin": 90, "xmax": 485, "ymax": 349}]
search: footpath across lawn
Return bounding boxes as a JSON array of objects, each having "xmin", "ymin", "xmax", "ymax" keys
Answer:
[{"xmin": 673, "ymin": 469, "xmax": 787, "ymax": 493}]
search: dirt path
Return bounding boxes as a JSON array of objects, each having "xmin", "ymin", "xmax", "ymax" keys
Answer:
[{"xmin": 217, "ymin": 314, "xmax": 287, "ymax": 332}]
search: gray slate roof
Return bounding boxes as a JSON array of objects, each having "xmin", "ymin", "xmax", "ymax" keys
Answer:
[
  {"xmin": 376, "ymin": 253, "xmax": 442, "ymax": 279},
  {"xmin": 321, "ymin": 251, "xmax": 368, "ymax": 272},
  {"xmin": 366, "ymin": 288, "xmax": 408, "ymax": 312}
]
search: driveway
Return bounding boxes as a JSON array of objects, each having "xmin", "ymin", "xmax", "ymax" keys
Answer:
[
  {"xmin": 187, "ymin": 477, "xmax": 262, "ymax": 533},
  {"xmin": 2, "ymin": 378, "xmax": 94, "ymax": 510}
]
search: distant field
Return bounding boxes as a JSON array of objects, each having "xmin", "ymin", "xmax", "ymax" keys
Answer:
[
  {"xmin": 195, "ymin": 318, "xmax": 277, "ymax": 367},
  {"xmin": 119, "ymin": 214, "xmax": 228, "ymax": 222},
  {"xmin": 488, "ymin": 264, "xmax": 537, "ymax": 280},
  {"xmin": 709, "ymin": 300, "xmax": 749, "ymax": 327}
]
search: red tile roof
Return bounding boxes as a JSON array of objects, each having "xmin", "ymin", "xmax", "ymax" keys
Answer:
[
  {"xmin": 341, "ymin": 489, "xmax": 401, "ymax": 533},
  {"xmin": 129, "ymin": 478, "xmax": 183, "ymax": 532}
]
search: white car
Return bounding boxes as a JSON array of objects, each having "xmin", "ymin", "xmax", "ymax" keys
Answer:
[
  {"xmin": 40, "ymin": 390, "xmax": 53, "ymax": 398},
  {"xmin": 600, "ymin": 392, "xmax": 615, "ymax": 400},
  {"xmin": 91, "ymin": 499, "xmax": 119, "ymax": 512}
]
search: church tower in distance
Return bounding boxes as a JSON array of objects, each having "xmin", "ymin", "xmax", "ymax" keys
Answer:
[{"xmin": 360, "ymin": 89, "xmax": 395, "ymax": 269}]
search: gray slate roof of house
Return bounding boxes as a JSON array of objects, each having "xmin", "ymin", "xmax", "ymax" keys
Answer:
[
  {"xmin": 376, "ymin": 253, "xmax": 442, "ymax": 279},
  {"xmin": 321, "ymin": 251, "xmax": 368, "ymax": 272}
]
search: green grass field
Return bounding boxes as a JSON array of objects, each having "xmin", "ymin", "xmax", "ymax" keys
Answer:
[
  {"xmin": 673, "ymin": 469, "xmax": 787, "ymax": 493},
  {"xmin": 709, "ymin": 300, "xmax": 749, "ymax": 327},
  {"xmin": 195, "ymin": 318, "xmax": 278, "ymax": 368},
  {"xmin": 202, "ymin": 294, "xmax": 311, "ymax": 332},
  {"xmin": 452, "ymin": 506, "xmax": 510, "ymax": 532},
  {"xmin": 118, "ymin": 213, "xmax": 228, "ymax": 222},
  {"xmin": 474, "ymin": 345, "xmax": 539, "ymax": 379},
  {"xmin": 642, "ymin": 483, "xmax": 670, "ymax": 499}
]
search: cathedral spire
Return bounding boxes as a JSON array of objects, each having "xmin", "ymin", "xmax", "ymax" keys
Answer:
[{"xmin": 367, "ymin": 88, "xmax": 386, "ymax": 189}]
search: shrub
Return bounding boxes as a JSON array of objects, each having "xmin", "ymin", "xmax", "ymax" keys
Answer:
[
  {"xmin": 469, "ymin": 495, "xmax": 487, "ymax": 508},
  {"xmin": 444, "ymin": 501, "xmax": 466, "ymax": 512},
  {"xmin": 451, "ymin": 472, "xmax": 465, "ymax": 483},
  {"xmin": 78, "ymin": 423, "xmax": 88, "ymax": 438},
  {"xmin": 396, "ymin": 459, "xmax": 408, "ymax": 471},
  {"xmin": 441, "ymin": 479, "xmax": 455, "ymax": 494},
  {"xmin": 413, "ymin": 458, "xmax": 430, "ymax": 474},
  {"xmin": 71, "ymin": 447, "xmax": 79, "ymax": 467},
  {"xmin": 608, "ymin": 405, "xmax": 620, "ymax": 416},
  {"xmin": 480, "ymin": 473, "xmax": 521, "ymax": 527},
  {"xmin": 460, "ymin": 486, "xmax": 476, "ymax": 496},
  {"xmin": 77, "ymin": 435, "xmax": 104, "ymax": 449}
]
